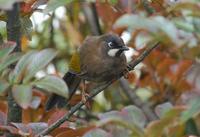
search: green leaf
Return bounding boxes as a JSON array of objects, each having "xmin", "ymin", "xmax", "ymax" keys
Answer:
[
  {"xmin": 109, "ymin": 0, "xmax": 118, "ymax": 5},
  {"xmin": 12, "ymin": 85, "xmax": 32, "ymax": 109},
  {"xmin": 114, "ymin": 14, "xmax": 181, "ymax": 45},
  {"xmin": 181, "ymin": 97, "xmax": 200, "ymax": 122},
  {"xmin": 185, "ymin": 119, "xmax": 200, "ymax": 136},
  {"xmin": 83, "ymin": 128, "xmax": 111, "ymax": 137},
  {"xmin": 155, "ymin": 102, "xmax": 173, "ymax": 118},
  {"xmin": 173, "ymin": 19, "xmax": 195, "ymax": 32},
  {"xmin": 1, "ymin": 68, "xmax": 11, "ymax": 79},
  {"xmin": 12, "ymin": 51, "xmax": 37, "ymax": 84},
  {"xmin": 122, "ymin": 105, "xmax": 147, "ymax": 129},
  {"xmin": 0, "ymin": 52, "xmax": 22, "ymax": 73},
  {"xmin": 98, "ymin": 106, "xmax": 145, "ymax": 136},
  {"xmin": 23, "ymin": 49, "xmax": 57, "ymax": 83},
  {"xmin": 44, "ymin": 0, "xmax": 73, "ymax": 13},
  {"xmin": 20, "ymin": 16, "xmax": 33, "ymax": 40},
  {"xmin": 32, "ymin": 75, "xmax": 68, "ymax": 98},
  {"xmin": 0, "ymin": 79, "xmax": 10, "ymax": 96},
  {"xmin": 0, "ymin": 42, "xmax": 16, "ymax": 59}
]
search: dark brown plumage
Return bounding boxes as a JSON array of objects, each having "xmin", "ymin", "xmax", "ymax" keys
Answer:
[{"xmin": 45, "ymin": 33, "xmax": 129, "ymax": 110}]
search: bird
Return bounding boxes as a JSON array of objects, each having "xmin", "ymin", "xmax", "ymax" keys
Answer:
[{"xmin": 45, "ymin": 33, "xmax": 129, "ymax": 110}]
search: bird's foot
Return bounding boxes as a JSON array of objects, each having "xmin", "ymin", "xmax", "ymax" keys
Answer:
[
  {"xmin": 123, "ymin": 65, "xmax": 131, "ymax": 79},
  {"xmin": 82, "ymin": 91, "xmax": 91, "ymax": 109}
]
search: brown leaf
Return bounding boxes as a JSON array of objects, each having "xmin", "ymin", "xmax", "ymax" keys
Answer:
[
  {"xmin": 0, "ymin": 111, "xmax": 6, "ymax": 126},
  {"xmin": 0, "ymin": 125, "xmax": 19, "ymax": 135},
  {"xmin": 48, "ymin": 109, "xmax": 69, "ymax": 127},
  {"xmin": 0, "ymin": 101, "xmax": 7, "ymax": 114},
  {"xmin": 96, "ymin": 1, "xmax": 124, "ymax": 29},
  {"xmin": 55, "ymin": 126, "xmax": 95, "ymax": 137}
]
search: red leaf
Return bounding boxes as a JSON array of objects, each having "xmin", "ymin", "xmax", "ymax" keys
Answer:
[
  {"xmin": 48, "ymin": 109, "xmax": 69, "ymax": 127},
  {"xmin": 55, "ymin": 126, "xmax": 95, "ymax": 137},
  {"xmin": 96, "ymin": 1, "xmax": 124, "ymax": 29},
  {"xmin": 0, "ymin": 125, "xmax": 19, "ymax": 135},
  {"xmin": 0, "ymin": 111, "xmax": 6, "ymax": 126}
]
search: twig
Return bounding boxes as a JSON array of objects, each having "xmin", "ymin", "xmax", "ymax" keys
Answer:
[
  {"xmin": 36, "ymin": 41, "xmax": 160, "ymax": 136},
  {"xmin": 119, "ymin": 78, "xmax": 158, "ymax": 122},
  {"xmin": 81, "ymin": 2, "xmax": 102, "ymax": 35},
  {"xmin": 128, "ymin": 42, "xmax": 160, "ymax": 70}
]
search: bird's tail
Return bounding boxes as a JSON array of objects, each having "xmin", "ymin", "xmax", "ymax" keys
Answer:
[{"xmin": 45, "ymin": 72, "xmax": 81, "ymax": 111}]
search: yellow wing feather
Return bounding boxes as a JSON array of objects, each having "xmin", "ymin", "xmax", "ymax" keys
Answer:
[{"xmin": 69, "ymin": 52, "xmax": 81, "ymax": 73}]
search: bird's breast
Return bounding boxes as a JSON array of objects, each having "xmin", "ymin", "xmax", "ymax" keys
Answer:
[{"xmin": 80, "ymin": 54, "xmax": 127, "ymax": 83}]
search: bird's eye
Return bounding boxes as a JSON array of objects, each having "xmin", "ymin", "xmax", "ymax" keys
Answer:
[{"xmin": 108, "ymin": 42, "xmax": 113, "ymax": 48}]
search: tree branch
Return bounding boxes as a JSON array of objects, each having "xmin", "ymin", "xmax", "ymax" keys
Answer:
[
  {"xmin": 37, "ymin": 41, "xmax": 160, "ymax": 136},
  {"xmin": 119, "ymin": 78, "xmax": 158, "ymax": 122},
  {"xmin": 81, "ymin": 2, "xmax": 102, "ymax": 36},
  {"xmin": 6, "ymin": 3, "xmax": 22, "ymax": 137}
]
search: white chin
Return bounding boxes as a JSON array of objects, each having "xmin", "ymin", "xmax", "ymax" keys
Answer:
[{"xmin": 107, "ymin": 49, "xmax": 120, "ymax": 57}]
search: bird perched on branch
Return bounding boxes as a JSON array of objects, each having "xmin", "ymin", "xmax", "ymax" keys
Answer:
[{"xmin": 45, "ymin": 33, "xmax": 129, "ymax": 110}]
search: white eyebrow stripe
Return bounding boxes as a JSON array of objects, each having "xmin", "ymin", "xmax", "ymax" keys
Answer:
[{"xmin": 107, "ymin": 49, "xmax": 119, "ymax": 57}]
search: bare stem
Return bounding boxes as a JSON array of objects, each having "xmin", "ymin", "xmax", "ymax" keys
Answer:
[
  {"xmin": 6, "ymin": 3, "xmax": 22, "ymax": 137},
  {"xmin": 119, "ymin": 78, "xmax": 158, "ymax": 122}
]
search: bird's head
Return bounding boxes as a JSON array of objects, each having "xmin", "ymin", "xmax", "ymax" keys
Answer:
[{"xmin": 100, "ymin": 33, "xmax": 129, "ymax": 57}]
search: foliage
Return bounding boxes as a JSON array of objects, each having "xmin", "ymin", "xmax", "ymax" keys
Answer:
[
  {"xmin": 0, "ymin": 0, "xmax": 200, "ymax": 137},
  {"xmin": 0, "ymin": 42, "xmax": 69, "ymax": 109}
]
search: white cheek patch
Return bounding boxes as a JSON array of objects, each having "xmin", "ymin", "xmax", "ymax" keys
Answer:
[{"xmin": 107, "ymin": 49, "xmax": 120, "ymax": 57}]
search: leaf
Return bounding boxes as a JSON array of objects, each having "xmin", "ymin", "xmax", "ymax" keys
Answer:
[
  {"xmin": 20, "ymin": 16, "xmax": 33, "ymax": 40},
  {"xmin": 44, "ymin": 0, "xmax": 73, "ymax": 13},
  {"xmin": 32, "ymin": 75, "xmax": 68, "ymax": 98},
  {"xmin": 167, "ymin": 2, "xmax": 200, "ymax": 14},
  {"xmin": 10, "ymin": 122, "xmax": 48, "ymax": 136},
  {"xmin": 29, "ymin": 96, "xmax": 41, "ymax": 109},
  {"xmin": 12, "ymin": 85, "xmax": 32, "ymax": 109},
  {"xmin": 181, "ymin": 97, "xmax": 200, "ymax": 122},
  {"xmin": 155, "ymin": 102, "xmax": 173, "ymax": 118},
  {"xmin": 10, "ymin": 123, "xmax": 30, "ymax": 136},
  {"xmin": 48, "ymin": 109, "xmax": 69, "ymax": 127},
  {"xmin": 0, "ymin": 79, "xmax": 10, "ymax": 96},
  {"xmin": 121, "ymin": 105, "xmax": 147, "ymax": 129},
  {"xmin": 185, "ymin": 119, "xmax": 200, "ymax": 136},
  {"xmin": 0, "ymin": 42, "xmax": 16, "ymax": 59},
  {"xmin": 23, "ymin": 48, "xmax": 57, "ymax": 83},
  {"xmin": 12, "ymin": 50, "xmax": 37, "ymax": 84},
  {"xmin": 21, "ymin": 35, "xmax": 29, "ymax": 52},
  {"xmin": 108, "ymin": 0, "xmax": 118, "ymax": 5},
  {"xmin": 98, "ymin": 106, "xmax": 145, "ymax": 136},
  {"xmin": 0, "ymin": 111, "xmax": 6, "ymax": 125},
  {"xmin": 0, "ymin": 52, "xmax": 22, "ymax": 73},
  {"xmin": 0, "ymin": 0, "xmax": 23, "ymax": 10},
  {"xmin": 114, "ymin": 14, "xmax": 181, "ymax": 45},
  {"xmin": 96, "ymin": 1, "xmax": 123, "ymax": 29},
  {"xmin": 27, "ymin": 122, "xmax": 48, "ymax": 135},
  {"xmin": 146, "ymin": 107, "xmax": 185, "ymax": 137},
  {"xmin": 56, "ymin": 126, "xmax": 95, "ymax": 137},
  {"xmin": 83, "ymin": 128, "xmax": 111, "ymax": 137}
]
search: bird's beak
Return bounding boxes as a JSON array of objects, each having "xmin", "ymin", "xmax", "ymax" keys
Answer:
[{"xmin": 119, "ymin": 46, "xmax": 129, "ymax": 51}]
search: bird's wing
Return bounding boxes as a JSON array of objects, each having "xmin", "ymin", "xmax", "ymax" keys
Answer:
[{"xmin": 69, "ymin": 52, "xmax": 81, "ymax": 73}]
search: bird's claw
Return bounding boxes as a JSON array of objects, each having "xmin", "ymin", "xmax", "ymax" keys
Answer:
[
  {"xmin": 82, "ymin": 92, "xmax": 91, "ymax": 109},
  {"xmin": 123, "ymin": 65, "xmax": 132, "ymax": 79}
]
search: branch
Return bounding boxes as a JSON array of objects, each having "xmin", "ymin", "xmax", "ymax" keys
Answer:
[
  {"xmin": 81, "ymin": 2, "xmax": 102, "ymax": 35},
  {"xmin": 6, "ymin": 3, "xmax": 22, "ymax": 137},
  {"xmin": 119, "ymin": 78, "xmax": 158, "ymax": 122},
  {"xmin": 37, "ymin": 41, "xmax": 160, "ymax": 136}
]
